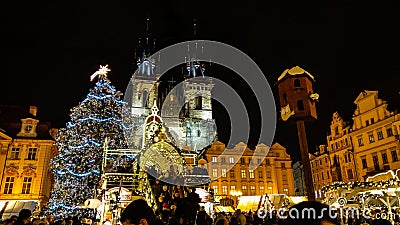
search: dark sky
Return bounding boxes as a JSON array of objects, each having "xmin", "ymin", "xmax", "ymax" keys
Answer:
[{"xmin": 4, "ymin": 1, "xmax": 400, "ymax": 163}]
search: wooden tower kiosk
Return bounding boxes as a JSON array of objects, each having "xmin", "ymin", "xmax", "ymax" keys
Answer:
[{"xmin": 276, "ymin": 66, "xmax": 319, "ymax": 201}]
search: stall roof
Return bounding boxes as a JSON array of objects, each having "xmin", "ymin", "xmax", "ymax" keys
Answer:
[{"xmin": 0, "ymin": 200, "xmax": 38, "ymax": 219}]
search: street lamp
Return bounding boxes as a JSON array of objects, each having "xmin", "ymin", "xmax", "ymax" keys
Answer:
[{"xmin": 230, "ymin": 190, "xmax": 242, "ymax": 208}]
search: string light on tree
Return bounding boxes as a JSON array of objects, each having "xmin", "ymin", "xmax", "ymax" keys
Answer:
[{"xmin": 46, "ymin": 64, "xmax": 130, "ymax": 218}]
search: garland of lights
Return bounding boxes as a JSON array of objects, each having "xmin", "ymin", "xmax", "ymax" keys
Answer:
[
  {"xmin": 321, "ymin": 178, "xmax": 400, "ymax": 192},
  {"xmin": 46, "ymin": 67, "xmax": 130, "ymax": 219}
]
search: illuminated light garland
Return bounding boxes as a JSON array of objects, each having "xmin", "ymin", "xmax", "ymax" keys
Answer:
[
  {"xmin": 65, "ymin": 168, "xmax": 100, "ymax": 177},
  {"xmin": 84, "ymin": 93, "xmax": 125, "ymax": 104},
  {"xmin": 322, "ymin": 178, "xmax": 400, "ymax": 192},
  {"xmin": 77, "ymin": 116, "xmax": 122, "ymax": 122},
  {"xmin": 69, "ymin": 140, "xmax": 102, "ymax": 149}
]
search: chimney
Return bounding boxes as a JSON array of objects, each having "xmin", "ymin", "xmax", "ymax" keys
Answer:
[{"xmin": 29, "ymin": 106, "xmax": 38, "ymax": 116}]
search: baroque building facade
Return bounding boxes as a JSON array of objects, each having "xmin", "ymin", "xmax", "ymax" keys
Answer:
[
  {"xmin": 0, "ymin": 106, "xmax": 57, "ymax": 218},
  {"xmin": 350, "ymin": 90, "xmax": 400, "ymax": 180},
  {"xmin": 309, "ymin": 90, "xmax": 400, "ymax": 196},
  {"xmin": 205, "ymin": 142, "xmax": 295, "ymax": 197}
]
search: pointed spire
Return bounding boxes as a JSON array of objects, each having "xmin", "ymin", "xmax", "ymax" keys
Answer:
[
  {"xmin": 146, "ymin": 18, "xmax": 150, "ymax": 33},
  {"xmin": 193, "ymin": 18, "xmax": 197, "ymax": 38},
  {"xmin": 151, "ymin": 100, "xmax": 159, "ymax": 115}
]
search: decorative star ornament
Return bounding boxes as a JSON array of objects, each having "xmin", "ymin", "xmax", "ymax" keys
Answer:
[{"xmin": 90, "ymin": 64, "xmax": 111, "ymax": 81}]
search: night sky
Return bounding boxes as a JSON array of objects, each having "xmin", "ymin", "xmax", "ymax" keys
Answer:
[{"xmin": 4, "ymin": 1, "xmax": 400, "ymax": 163}]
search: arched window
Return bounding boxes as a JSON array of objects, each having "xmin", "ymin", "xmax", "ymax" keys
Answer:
[
  {"xmin": 294, "ymin": 79, "xmax": 301, "ymax": 88},
  {"xmin": 297, "ymin": 100, "xmax": 304, "ymax": 111},
  {"xmin": 195, "ymin": 96, "xmax": 202, "ymax": 109},
  {"xmin": 142, "ymin": 89, "xmax": 149, "ymax": 108},
  {"xmin": 283, "ymin": 93, "xmax": 287, "ymax": 104}
]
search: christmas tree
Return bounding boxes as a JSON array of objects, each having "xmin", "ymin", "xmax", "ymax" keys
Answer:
[{"xmin": 47, "ymin": 65, "xmax": 129, "ymax": 218}]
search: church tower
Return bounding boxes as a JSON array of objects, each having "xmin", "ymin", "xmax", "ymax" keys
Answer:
[
  {"xmin": 130, "ymin": 19, "xmax": 160, "ymax": 117},
  {"xmin": 182, "ymin": 57, "xmax": 214, "ymax": 120}
]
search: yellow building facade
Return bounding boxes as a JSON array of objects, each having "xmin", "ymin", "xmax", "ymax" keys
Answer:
[
  {"xmin": 309, "ymin": 90, "xmax": 400, "ymax": 195},
  {"xmin": 205, "ymin": 141, "xmax": 295, "ymax": 198},
  {"xmin": 0, "ymin": 106, "xmax": 57, "ymax": 218},
  {"xmin": 350, "ymin": 90, "xmax": 400, "ymax": 181},
  {"xmin": 309, "ymin": 145, "xmax": 331, "ymax": 197}
]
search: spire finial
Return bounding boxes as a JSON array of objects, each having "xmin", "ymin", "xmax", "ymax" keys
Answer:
[
  {"xmin": 151, "ymin": 100, "xmax": 159, "ymax": 115},
  {"xmin": 193, "ymin": 18, "xmax": 197, "ymax": 38},
  {"xmin": 146, "ymin": 18, "xmax": 150, "ymax": 33}
]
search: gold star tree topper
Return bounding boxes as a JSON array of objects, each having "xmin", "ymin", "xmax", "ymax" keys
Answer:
[{"xmin": 90, "ymin": 64, "xmax": 111, "ymax": 81}]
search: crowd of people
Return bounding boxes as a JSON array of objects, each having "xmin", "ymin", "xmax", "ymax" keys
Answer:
[
  {"xmin": 0, "ymin": 210, "xmax": 93, "ymax": 225},
  {"xmin": 119, "ymin": 198, "xmax": 399, "ymax": 225},
  {"xmin": 1, "ymin": 200, "xmax": 399, "ymax": 225},
  {"xmin": 1, "ymin": 185, "xmax": 399, "ymax": 225}
]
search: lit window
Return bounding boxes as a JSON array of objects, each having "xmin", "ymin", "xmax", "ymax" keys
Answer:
[
  {"xmin": 267, "ymin": 186, "xmax": 273, "ymax": 194},
  {"xmin": 9, "ymin": 148, "xmax": 20, "ymax": 160},
  {"xmin": 27, "ymin": 148, "xmax": 37, "ymax": 160},
  {"xmin": 3, "ymin": 177, "xmax": 14, "ymax": 194},
  {"xmin": 377, "ymin": 131, "xmax": 384, "ymax": 140},
  {"xmin": 259, "ymin": 186, "xmax": 265, "ymax": 195},
  {"xmin": 222, "ymin": 186, "xmax": 227, "ymax": 195},
  {"xmin": 212, "ymin": 169, "xmax": 218, "ymax": 177},
  {"xmin": 222, "ymin": 169, "xmax": 227, "ymax": 178},
  {"xmin": 229, "ymin": 157, "xmax": 235, "ymax": 164},
  {"xmin": 283, "ymin": 188, "xmax": 289, "ymax": 195},
  {"xmin": 241, "ymin": 170, "xmax": 246, "ymax": 178},
  {"xmin": 22, "ymin": 177, "xmax": 32, "ymax": 194},
  {"xmin": 213, "ymin": 186, "xmax": 218, "ymax": 195},
  {"xmin": 250, "ymin": 186, "xmax": 256, "ymax": 195},
  {"xmin": 242, "ymin": 186, "xmax": 248, "ymax": 195},
  {"xmin": 212, "ymin": 156, "xmax": 217, "ymax": 163},
  {"xmin": 358, "ymin": 138, "xmax": 364, "ymax": 147},
  {"xmin": 249, "ymin": 170, "xmax": 254, "ymax": 179},
  {"xmin": 369, "ymin": 134, "xmax": 375, "ymax": 143},
  {"xmin": 230, "ymin": 186, "xmax": 236, "ymax": 191}
]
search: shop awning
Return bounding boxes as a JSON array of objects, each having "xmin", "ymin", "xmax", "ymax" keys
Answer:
[
  {"xmin": 214, "ymin": 205, "xmax": 235, "ymax": 213},
  {"xmin": 0, "ymin": 200, "xmax": 38, "ymax": 220},
  {"xmin": 237, "ymin": 196, "xmax": 262, "ymax": 212}
]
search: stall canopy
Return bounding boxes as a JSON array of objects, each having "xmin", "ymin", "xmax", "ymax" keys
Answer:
[
  {"xmin": 237, "ymin": 196, "xmax": 263, "ymax": 212},
  {"xmin": 0, "ymin": 200, "xmax": 38, "ymax": 219},
  {"xmin": 214, "ymin": 205, "xmax": 235, "ymax": 213}
]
